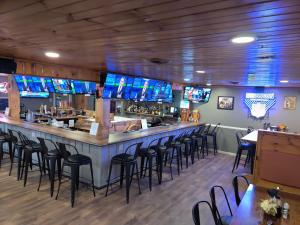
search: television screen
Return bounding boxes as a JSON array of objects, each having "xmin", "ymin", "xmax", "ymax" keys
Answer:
[
  {"xmin": 72, "ymin": 80, "xmax": 96, "ymax": 94},
  {"xmin": 52, "ymin": 78, "xmax": 74, "ymax": 94},
  {"xmin": 130, "ymin": 78, "xmax": 153, "ymax": 101},
  {"xmin": 183, "ymin": 86, "xmax": 211, "ymax": 102},
  {"xmin": 14, "ymin": 75, "xmax": 50, "ymax": 98},
  {"xmin": 32, "ymin": 76, "xmax": 55, "ymax": 93},
  {"xmin": 149, "ymin": 81, "xmax": 173, "ymax": 103},
  {"xmin": 102, "ymin": 73, "xmax": 131, "ymax": 99}
]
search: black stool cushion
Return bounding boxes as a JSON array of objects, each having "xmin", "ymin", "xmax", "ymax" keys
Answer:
[
  {"xmin": 112, "ymin": 153, "xmax": 135, "ymax": 162},
  {"xmin": 158, "ymin": 145, "xmax": 167, "ymax": 151},
  {"xmin": 68, "ymin": 154, "xmax": 91, "ymax": 165},
  {"xmin": 240, "ymin": 143, "xmax": 255, "ymax": 150},
  {"xmin": 183, "ymin": 138, "xmax": 192, "ymax": 143},
  {"xmin": 171, "ymin": 141, "xmax": 181, "ymax": 147},
  {"xmin": 139, "ymin": 147, "xmax": 156, "ymax": 156},
  {"xmin": 47, "ymin": 149, "xmax": 60, "ymax": 157},
  {"xmin": 24, "ymin": 143, "xmax": 41, "ymax": 151}
]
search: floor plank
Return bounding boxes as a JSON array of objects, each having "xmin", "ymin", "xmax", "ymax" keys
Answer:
[{"xmin": 0, "ymin": 153, "xmax": 249, "ymax": 225}]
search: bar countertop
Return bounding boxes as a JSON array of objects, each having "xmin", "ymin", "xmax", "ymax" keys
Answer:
[{"xmin": 0, "ymin": 115, "xmax": 200, "ymax": 147}]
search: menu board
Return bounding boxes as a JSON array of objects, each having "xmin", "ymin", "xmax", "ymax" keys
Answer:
[
  {"xmin": 52, "ymin": 78, "xmax": 75, "ymax": 94},
  {"xmin": 72, "ymin": 80, "xmax": 96, "ymax": 94},
  {"xmin": 184, "ymin": 86, "xmax": 211, "ymax": 103},
  {"xmin": 14, "ymin": 75, "xmax": 50, "ymax": 98}
]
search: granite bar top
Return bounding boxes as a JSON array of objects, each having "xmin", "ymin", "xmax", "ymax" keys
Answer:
[{"xmin": 0, "ymin": 116, "xmax": 201, "ymax": 147}]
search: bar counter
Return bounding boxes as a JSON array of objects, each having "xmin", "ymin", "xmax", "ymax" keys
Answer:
[{"xmin": 0, "ymin": 115, "xmax": 200, "ymax": 187}]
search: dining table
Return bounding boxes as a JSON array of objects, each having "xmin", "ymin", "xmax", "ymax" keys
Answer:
[{"xmin": 230, "ymin": 184, "xmax": 300, "ymax": 225}]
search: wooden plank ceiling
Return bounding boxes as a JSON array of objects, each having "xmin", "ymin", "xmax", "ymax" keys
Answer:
[{"xmin": 1, "ymin": 0, "xmax": 300, "ymax": 86}]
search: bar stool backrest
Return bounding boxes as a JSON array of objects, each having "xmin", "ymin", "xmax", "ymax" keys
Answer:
[
  {"xmin": 203, "ymin": 124, "xmax": 211, "ymax": 134},
  {"xmin": 17, "ymin": 131, "xmax": 32, "ymax": 146},
  {"xmin": 209, "ymin": 123, "xmax": 221, "ymax": 135},
  {"xmin": 8, "ymin": 129, "xmax": 20, "ymax": 144},
  {"xmin": 235, "ymin": 131, "xmax": 244, "ymax": 147},
  {"xmin": 56, "ymin": 142, "xmax": 77, "ymax": 160},
  {"xmin": 192, "ymin": 200, "xmax": 219, "ymax": 225},
  {"xmin": 209, "ymin": 185, "xmax": 233, "ymax": 224},
  {"xmin": 232, "ymin": 175, "xmax": 250, "ymax": 206},
  {"xmin": 247, "ymin": 126, "xmax": 254, "ymax": 134},
  {"xmin": 37, "ymin": 137, "xmax": 58, "ymax": 155},
  {"xmin": 124, "ymin": 142, "xmax": 143, "ymax": 159},
  {"xmin": 163, "ymin": 135, "xmax": 175, "ymax": 148},
  {"xmin": 196, "ymin": 125, "xmax": 206, "ymax": 135}
]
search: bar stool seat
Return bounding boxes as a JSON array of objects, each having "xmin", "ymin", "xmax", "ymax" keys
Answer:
[{"xmin": 67, "ymin": 154, "xmax": 92, "ymax": 165}]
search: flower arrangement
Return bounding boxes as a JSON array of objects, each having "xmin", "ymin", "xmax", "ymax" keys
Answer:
[{"xmin": 260, "ymin": 198, "xmax": 280, "ymax": 216}]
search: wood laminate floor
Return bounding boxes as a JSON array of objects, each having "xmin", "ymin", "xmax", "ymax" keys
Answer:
[{"xmin": 0, "ymin": 153, "xmax": 249, "ymax": 225}]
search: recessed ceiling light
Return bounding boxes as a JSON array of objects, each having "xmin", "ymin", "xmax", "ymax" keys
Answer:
[
  {"xmin": 280, "ymin": 80, "xmax": 289, "ymax": 83},
  {"xmin": 184, "ymin": 78, "xmax": 191, "ymax": 81},
  {"xmin": 231, "ymin": 36, "xmax": 256, "ymax": 44},
  {"xmin": 45, "ymin": 51, "xmax": 60, "ymax": 58},
  {"xmin": 206, "ymin": 83, "xmax": 211, "ymax": 86},
  {"xmin": 196, "ymin": 70, "xmax": 205, "ymax": 74}
]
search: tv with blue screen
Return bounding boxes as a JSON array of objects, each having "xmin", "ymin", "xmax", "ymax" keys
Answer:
[
  {"xmin": 14, "ymin": 75, "xmax": 50, "ymax": 98},
  {"xmin": 102, "ymin": 73, "xmax": 132, "ymax": 99},
  {"xmin": 52, "ymin": 78, "xmax": 74, "ymax": 94},
  {"xmin": 129, "ymin": 77, "xmax": 153, "ymax": 101},
  {"xmin": 72, "ymin": 80, "xmax": 96, "ymax": 94},
  {"xmin": 183, "ymin": 86, "xmax": 211, "ymax": 103}
]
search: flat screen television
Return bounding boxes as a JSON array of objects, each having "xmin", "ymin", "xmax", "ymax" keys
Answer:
[
  {"xmin": 14, "ymin": 75, "xmax": 50, "ymax": 98},
  {"xmin": 129, "ymin": 77, "xmax": 153, "ymax": 101},
  {"xmin": 52, "ymin": 78, "xmax": 75, "ymax": 94},
  {"xmin": 72, "ymin": 80, "xmax": 96, "ymax": 94},
  {"xmin": 102, "ymin": 73, "xmax": 133, "ymax": 99},
  {"xmin": 148, "ymin": 80, "xmax": 172, "ymax": 103},
  {"xmin": 183, "ymin": 86, "xmax": 212, "ymax": 103}
]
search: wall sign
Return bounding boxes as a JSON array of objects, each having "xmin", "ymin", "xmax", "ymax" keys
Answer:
[
  {"xmin": 244, "ymin": 93, "xmax": 276, "ymax": 119},
  {"xmin": 283, "ymin": 96, "xmax": 296, "ymax": 110}
]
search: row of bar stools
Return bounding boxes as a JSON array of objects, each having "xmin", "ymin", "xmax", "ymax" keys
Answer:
[
  {"xmin": 37, "ymin": 137, "xmax": 61, "ymax": 197},
  {"xmin": 0, "ymin": 129, "xmax": 13, "ymax": 168},
  {"xmin": 105, "ymin": 142, "xmax": 143, "ymax": 204},
  {"xmin": 55, "ymin": 142, "xmax": 95, "ymax": 207}
]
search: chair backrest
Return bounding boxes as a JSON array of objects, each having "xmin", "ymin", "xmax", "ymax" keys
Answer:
[
  {"xmin": 56, "ymin": 142, "xmax": 78, "ymax": 160},
  {"xmin": 232, "ymin": 175, "xmax": 250, "ymax": 206},
  {"xmin": 235, "ymin": 131, "xmax": 244, "ymax": 147},
  {"xmin": 196, "ymin": 125, "xmax": 206, "ymax": 135},
  {"xmin": 124, "ymin": 142, "xmax": 143, "ymax": 158},
  {"xmin": 203, "ymin": 124, "xmax": 211, "ymax": 134},
  {"xmin": 192, "ymin": 201, "xmax": 219, "ymax": 225},
  {"xmin": 162, "ymin": 135, "xmax": 175, "ymax": 148},
  {"xmin": 17, "ymin": 131, "xmax": 32, "ymax": 146},
  {"xmin": 8, "ymin": 129, "xmax": 20, "ymax": 144},
  {"xmin": 209, "ymin": 185, "xmax": 233, "ymax": 224},
  {"xmin": 209, "ymin": 123, "xmax": 221, "ymax": 135},
  {"xmin": 247, "ymin": 126, "xmax": 254, "ymax": 134},
  {"xmin": 37, "ymin": 137, "xmax": 58, "ymax": 155},
  {"xmin": 147, "ymin": 137, "xmax": 164, "ymax": 150}
]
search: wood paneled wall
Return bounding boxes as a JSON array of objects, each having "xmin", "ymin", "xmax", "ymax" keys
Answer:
[{"xmin": 15, "ymin": 60, "xmax": 100, "ymax": 82}]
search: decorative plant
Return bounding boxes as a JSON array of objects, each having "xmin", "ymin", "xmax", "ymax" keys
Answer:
[{"xmin": 260, "ymin": 198, "xmax": 279, "ymax": 216}]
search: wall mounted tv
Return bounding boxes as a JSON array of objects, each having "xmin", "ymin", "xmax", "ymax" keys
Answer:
[
  {"xmin": 14, "ymin": 75, "xmax": 50, "ymax": 98},
  {"xmin": 102, "ymin": 73, "xmax": 133, "ymax": 99},
  {"xmin": 183, "ymin": 86, "xmax": 212, "ymax": 103},
  {"xmin": 102, "ymin": 72, "xmax": 173, "ymax": 103},
  {"xmin": 52, "ymin": 78, "xmax": 75, "ymax": 94},
  {"xmin": 72, "ymin": 80, "xmax": 96, "ymax": 94}
]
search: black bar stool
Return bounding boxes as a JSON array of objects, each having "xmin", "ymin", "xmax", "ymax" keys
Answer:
[
  {"xmin": 205, "ymin": 123, "xmax": 221, "ymax": 155},
  {"xmin": 170, "ymin": 135, "xmax": 183, "ymax": 176},
  {"xmin": 18, "ymin": 131, "xmax": 43, "ymax": 187},
  {"xmin": 105, "ymin": 142, "xmax": 143, "ymax": 204},
  {"xmin": 8, "ymin": 129, "xmax": 24, "ymax": 179},
  {"xmin": 190, "ymin": 125, "xmax": 206, "ymax": 161},
  {"xmin": 37, "ymin": 137, "xmax": 61, "ymax": 197},
  {"xmin": 0, "ymin": 129, "xmax": 13, "ymax": 167},
  {"xmin": 55, "ymin": 142, "xmax": 95, "ymax": 207},
  {"xmin": 139, "ymin": 138, "xmax": 163, "ymax": 191}
]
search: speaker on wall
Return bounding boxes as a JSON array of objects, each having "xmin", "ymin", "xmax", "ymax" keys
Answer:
[{"xmin": 0, "ymin": 58, "xmax": 17, "ymax": 74}]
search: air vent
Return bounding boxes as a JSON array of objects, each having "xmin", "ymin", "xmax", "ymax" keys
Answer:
[{"xmin": 149, "ymin": 58, "xmax": 169, "ymax": 64}]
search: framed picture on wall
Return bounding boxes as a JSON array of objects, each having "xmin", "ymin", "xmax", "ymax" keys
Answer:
[
  {"xmin": 283, "ymin": 96, "xmax": 296, "ymax": 110},
  {"xmin": 217, "ymin": 96, "xmax": 234, "ymax": 110}
]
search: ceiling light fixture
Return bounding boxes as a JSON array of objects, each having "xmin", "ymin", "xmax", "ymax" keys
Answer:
[
  {"xmin": 231, "ymin": 36, "xmax": 256, "ymax": 44},
  {"xmin": 184, "ymin": 78, "xmax": 191, "ymax": 81},
  {"xmin": 45, "ymin": 51, "xmax": 60, "ymax": 58},
  {"xmin": 196, "ymin": 70, "xmax": 205, "ymax": 74},
  {"xmin": 206, "ymin": 83, "xmax": 211, "ymax": 86},
  {"xmin": 280, "ymin": 80, "xmax": 289, "ymax": 83}
]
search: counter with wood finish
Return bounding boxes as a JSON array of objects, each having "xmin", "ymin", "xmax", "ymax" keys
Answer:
[{"xmin": 0, "ymin": 115, "xmax": 200, "ymax": 187}]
